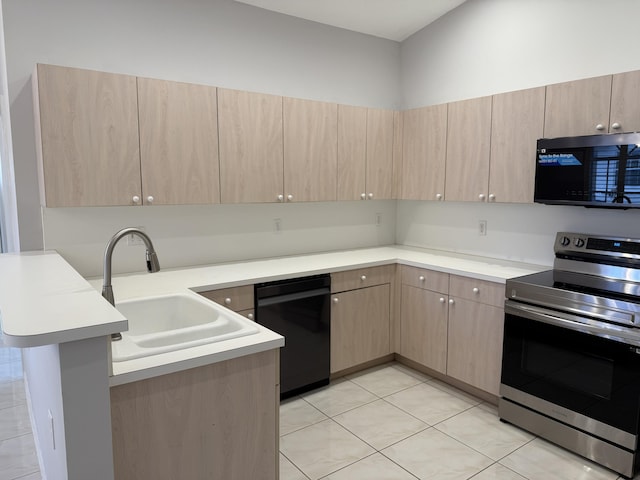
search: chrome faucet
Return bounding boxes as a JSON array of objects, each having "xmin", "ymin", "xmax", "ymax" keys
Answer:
[{"xmin": 102, "ymin": 228, "xmax": 160, "ymax": 340}]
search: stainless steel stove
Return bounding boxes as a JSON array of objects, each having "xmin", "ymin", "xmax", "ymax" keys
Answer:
[{"xmin": 499, "ymin": 232, "xmax": 640, "ymax": 478}]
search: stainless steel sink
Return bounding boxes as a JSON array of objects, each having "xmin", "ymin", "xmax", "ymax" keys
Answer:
[{"xmin": 111, "ymin": 292, "xmax": 259, "ymax": 362}]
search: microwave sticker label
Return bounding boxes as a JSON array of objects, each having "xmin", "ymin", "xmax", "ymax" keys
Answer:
[{"xmin": 538, "ymin": 153, "xmax": 582, "ymax": 166}]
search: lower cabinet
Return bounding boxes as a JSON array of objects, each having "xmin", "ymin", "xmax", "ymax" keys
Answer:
[
  {"xmin": 110, "ymin": 349, "xmax": 279, "ymax": 480},
  {"xmin": 447, "ymin": 298, "xmax": 504, "ymax": 396},
  {"xmin": 330, "ymin": 265, "xmax": 394, "ymax": 373},
  {"xmin": 331, "ymin": 284, "xmax": 391, "ymax": 373},
  {"xmin": 399, "ymin": 266, "xmax": 505, "ymax": 396},
  {"xmin": 400, "ymin": 285, "xmax": 447, "ymax": 374}
]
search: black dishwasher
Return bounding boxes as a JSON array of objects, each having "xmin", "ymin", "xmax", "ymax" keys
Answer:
[{"xmin": 255, "ymin": 274, "xmax": 331, "ymax": 399}]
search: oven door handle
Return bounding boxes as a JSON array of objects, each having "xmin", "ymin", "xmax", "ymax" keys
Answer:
[{"xmin": 505, "ymin": 300, "xmax": 640, "ymax": 347}]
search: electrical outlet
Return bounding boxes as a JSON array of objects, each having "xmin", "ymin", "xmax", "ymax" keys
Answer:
[
  {"xmin": 375, "ymin": 212, "xmax": 382, "ymax": 226},
  {"xmin": 479, "ymin": 220, "xmax": 487, "ymax": 236},
  {"xmin": 127, "ymin": 226, "xmax": 146, "ymax": 246},
  {"xmin": 274, "ymin": 218, "xmax": 282, "ymax": 234}
]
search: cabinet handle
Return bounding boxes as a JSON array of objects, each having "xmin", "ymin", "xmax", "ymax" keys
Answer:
[
  {"xmin": 132, "ymin": 195, "xmax": 141, "ymax": 204},
  {"xmin": 472, "ymin": 287, "xmax": 480, "ymax": 294},
  {"xmin": 360, "ymin": 193, "xmax": 366, "ymax": 200},
  {"xmin": 360, "ymin": 275, "xmax": 367, "ymax": 281},
  {"xmin": 224, "ymin": 297, "xmax": 232, "ymax": 305},
  {"xmin": 488, "ymin": 194, "xmax": 496, "ymax": 202},
  {"xmin": 418, "ymin": 275, "xmax": 425, "ymax": 282},
  {"xmin": 478, "ymin": 193, "xmax": 486, "ymax": 201},
  {"xmin": 247, "ymin": 313, "xmax": 254, "ymax": 320},
  {"xmin": 368, "ymin": 193, "xmax": 374, "ymax": 200},
  {"xmin": 439, "ymin": 297, "xmax": 446, "ymax": 303},
  {"xmin": 449, "ymin": 298, "xmax": 455, "ymax": 305},
  {"xmin": 146, "ymin": 195, "xmax": 154, "ymax": 204},
  {"xmin": 287, "ymin": 194, "xmax": 293, "ymax": 202},
  {"xmin": 611, "ymin": 122, "xmax": 621, "ymax": 130},
  {"xmin": 333, "ymin": 297, "xmax": 339, "ymax": 304},
  {"xmin": 596, "ymin": 123, "xmax": 605, "ymax": 131},
  {"xmin": 277, "ymin": 194, "xmax": 284, "ymax": 202},
  {"xmin": 435, "ymin": 193, "xmax": 443, "ymax": 201}
]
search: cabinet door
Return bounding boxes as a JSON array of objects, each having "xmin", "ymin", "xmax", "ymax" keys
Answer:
[
  {"xmin": 331, "ymin": 284, "xmax": 390, "ymax": 373},
  {"xmin": 218, "ymin": 89, "xmax": 284, "ymax": 204},
  {"xmin": 34, "ymin": 64, "xmax": 141, "ymax": 207},
  {"xmin": 610, "ymin": 70, "xmax": 640, "ymax": 133},
  {"xmin": 445, "ymin": 96, "xmax": 492, "ymax": 202},
  {"xmin": 447, "ymin": 298, "xmax": 504, "ymax": 396},
  {"xmin": 400, "ymin": 285, "xmax": 448, "ymax": 373},
  {"xmin": 284, "ymin": 98, "xmax": 337, "ymax": 202},
  {"xmin": 365, "ymin": 108, "xmax": 394, "ymax": 200},
  {"xmin": 138, "ymin": 78, "xmax": 220, "ymax": 205},
  {"xmin": 401, "ymin": 104, "xmax": 447, "ymax": 201},
  {"xmin": 543, "ymin": 75, "xmax": 612, "ymax": 138},
  {"xmin": 489, "ymin": 87, "xmax": 545, "ymax": 204},
  {"xmin": 337, "ymin": 105, "xmax": 367, "ymax": 201}
]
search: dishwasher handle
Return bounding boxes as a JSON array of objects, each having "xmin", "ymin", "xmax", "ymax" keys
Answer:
[{"xmin": 256, "ymin": 287, "xmax": 330, "ymax": 307}]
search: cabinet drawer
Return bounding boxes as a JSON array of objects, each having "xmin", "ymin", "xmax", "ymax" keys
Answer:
[
  {"xmin": 331, "ymin": 265, "xmax": 394, "ymax": 293},
  {"xmin": 401, "ymin": 265, "xmax": 449, "ymax": 293},
  {"xmin": 449, "ymin": 275, "xmax": 504, "ymax": 307},
  {"xmin": 199, "ymin": 285, "xmax": 254, "ymax": 312}
]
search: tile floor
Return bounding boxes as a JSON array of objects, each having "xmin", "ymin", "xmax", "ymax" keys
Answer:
[{"xmin": 0, "ymin": 345, "xmax": 636, "ymax": 480}]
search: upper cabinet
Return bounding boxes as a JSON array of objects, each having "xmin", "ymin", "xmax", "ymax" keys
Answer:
[
  {"xmin": 138, "ymin": 78, "xmax": 220, "ymax": 205},
  {"xmin": 337, "ymin": 106, "xmax": 394, "ymax": 201},
  {"xmin": 544, "ymin": 71, "xmax": 640, "ymax": 138},
  {"xmin": 283, "ymin": 98, "xmax": 338, "ymax": 202},
  {"xmin": 401, "ymin": 104, "xmax": 447, "ymax": 201},
  {"xmin": 445, "ymin": 97, "xmax": 492, "ymax": 203},
  {"xmin": 218, "ymin": 89, "xmax": 284, "ymax": 204},
  {"xmin": 489, "ymin": 87, "xmax": 545, "ymax": 204},
  {"xmin": 33, "ymin": 64, "xmax": 141, "ymax": 207}
]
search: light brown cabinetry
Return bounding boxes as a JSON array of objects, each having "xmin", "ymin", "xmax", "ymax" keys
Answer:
[
  {"xmin": 110, "ymin": 349, "xmax": 278, "ymax": 480},
  {"xmin": 399, "ymin": 266, "xmax": 505, "ymax": 396},
  {"xmin": 33, "ymin": 63, "xmax": 141, "ymax": 207},
  {"xmin": 330, "ymin": 265, "xmax": 394, "ymax": 373},
  {"xmin": 198, "ymin": 285, "xmax": 255, "ymax": 321},
  {"xmin": 445, "ymin": 96, "xmax": 492, "ymax": 202},
  {"xmin": 218, "ymin": 88, "xmax": 284, "ymax": 204},
  {"xmin": 544, "ymin": 71, "xmax": 640, "ymax": 138},
  {"xmin": 401, "ymin": 104, "xmax": 447, "ymax": 201},
  {"xmin": 489, "ymin": 87, "xmax": 545, "ymax": 204},
  {"xmin": 284, "ymin": 97, "xmax": 338, "ymax": 202},
  {"xmin": 337, "ymin": 106, "xmax": 394, "ymax": 201},
  {"xmin": 137, "ymin": 77, "xmax": 220, "ymax": 205},
  {"xmin": 446, "ymin": 276, "xmax": 505, "ymax": 396},
  {"xmin": 399, "ymin": 266, "xmax": 448, "ymax": 373}
]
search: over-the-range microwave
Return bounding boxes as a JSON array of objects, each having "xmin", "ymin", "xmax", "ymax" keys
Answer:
[{"xmin": 534, "ymin": 132, "xmax": 640, "ymax": 208}]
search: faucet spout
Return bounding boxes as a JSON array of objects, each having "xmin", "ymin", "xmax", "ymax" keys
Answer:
[{"xmin": 102, "ymin": 228, "xmax": 161, "ymax": 341}]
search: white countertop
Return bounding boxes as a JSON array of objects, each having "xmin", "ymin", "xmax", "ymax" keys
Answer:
[
  {"xmin": 0, "ymin": 251, "xmax": 127, "ymax": 347},
  {"xmin": 1, "ymin": 245, "xmax": 547, "ymax": 385}
]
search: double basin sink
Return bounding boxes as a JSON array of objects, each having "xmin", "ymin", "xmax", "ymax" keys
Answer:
[{"xmin": 111, "ymin": 292, "xmax": 259, "ymax": 362}]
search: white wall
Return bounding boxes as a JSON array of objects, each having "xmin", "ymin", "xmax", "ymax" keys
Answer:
[
  {"xmin": 2, "ymin": 0, "xmax": 400, "ymax": 258},
  {"xmin": 397, "ymin": 0, "xmax": 640, "ymax": 265}
]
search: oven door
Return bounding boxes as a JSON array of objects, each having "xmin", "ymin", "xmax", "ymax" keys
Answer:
[{"xmin": 502, "ymin": 300, "xmax": 640, "ymax": 442}]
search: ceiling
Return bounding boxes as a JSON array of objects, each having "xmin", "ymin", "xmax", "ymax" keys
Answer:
[{"xmin": 234, "ymin": 0, "xmax": 468, "ymax": 42}]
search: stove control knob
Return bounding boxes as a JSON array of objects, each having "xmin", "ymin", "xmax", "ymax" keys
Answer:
[
  {"xmin": 560, "ymin": 236, "xmax": 571, "ymax": 247},
  {"xmin": 574, "ymin": 238, "xmax": 585, "ymax": 248}
]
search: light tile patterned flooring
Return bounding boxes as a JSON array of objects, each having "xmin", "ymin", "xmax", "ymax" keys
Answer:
[{"xmin": 0, "ymin": 345, "xmax": 635, "ymax": 480}]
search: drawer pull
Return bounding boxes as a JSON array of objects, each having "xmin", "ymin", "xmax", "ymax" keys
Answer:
[
  {"xmin": 419, "ymin": 275, "xmax": 425, "ymax": 282},
  {"xmin": 247, "ymin": 313, "xmax": 254, "ymax": 320},
  {"xmin": 449, "ymin": 299, "xmax": 455, "ymax": 305},
  {"xmin": 472, "ymin": 287, "xmax": 480, "ymax": 294},
  {"xmin": 333, "ymin": 297, "xmax": 339, "ymax": 304},
  {"xmin": 439, "ymin": 297, "xmax": 446, "ymax": 303},
  {"xmin": 224, "ymin": 297, "xmax": 232, "ymax": 305},
  {"xmin": 360, "ymin": 275, "xmax": 367, "ymax": 281}
]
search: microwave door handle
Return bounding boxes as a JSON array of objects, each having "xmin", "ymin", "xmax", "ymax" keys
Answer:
[{"xmin": 505, "ymin": 301, "xmax": 640, "ymax": 347}]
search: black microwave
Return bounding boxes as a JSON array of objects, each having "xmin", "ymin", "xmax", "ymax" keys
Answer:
[{"xmin": 534, "ymin": 132, "xmax": 640, "ymax": 208}]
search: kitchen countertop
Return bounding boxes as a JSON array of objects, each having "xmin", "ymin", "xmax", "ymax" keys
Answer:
[{"xmin": 0, "ymin": 245, "xmax": 548, "ymax": 385}]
